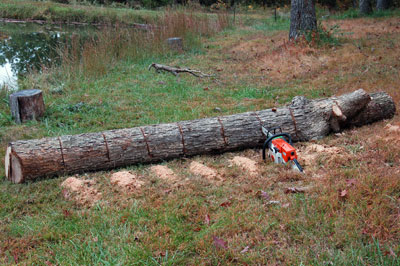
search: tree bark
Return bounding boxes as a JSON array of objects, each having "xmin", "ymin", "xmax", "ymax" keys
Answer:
[
  {"xmin": 5, "ymin": 90, "xmax": 396, "ymax": 183},
  {"xmin": 9, "ymin": 89, "xmax": 45, "ymax": 124},
  {"xmin": 289, "ymin": 0, "xmax": 317, "ymax": 40},
  {"xmin": 360, "ymin": 0, "xmax": 373, "ymax": 14},
  {"xmin": 376, "ymin": 0, "xmax": 391, "ymax": 10}
]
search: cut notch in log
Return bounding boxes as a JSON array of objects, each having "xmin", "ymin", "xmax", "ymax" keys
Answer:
[
  {"xmin": 9, "ymin": 89, "xmax": 45, "ymax": 124},
  {"xmin": 5, "ymin": 89, "xmax": 396, "ymax": 183}
]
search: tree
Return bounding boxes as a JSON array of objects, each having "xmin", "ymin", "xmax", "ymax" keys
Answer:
[
  {"xmin": 359, "ymin": 0, "xmax": 372, "ymax": 14},
  {"xmin": 376, "ymin": 0, "xmax": 391, "ymax": 10},
  {"xmin": 289, "ymin": 0, "xmax": 317, "ymax": 40}
]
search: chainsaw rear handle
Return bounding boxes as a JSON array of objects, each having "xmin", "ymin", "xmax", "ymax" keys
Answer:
[{"xmin": 262, "ymin": 133, "xmax": 292, "ymax": 160}]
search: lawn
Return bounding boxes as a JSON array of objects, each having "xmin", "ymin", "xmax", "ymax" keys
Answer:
[{"xmin": 0, "ymin": 6, "xmax": 399, "ymax": 265}]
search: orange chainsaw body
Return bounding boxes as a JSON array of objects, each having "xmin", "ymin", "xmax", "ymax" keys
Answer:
[{"xmin": 271, "ymin": 138, "xmax": 298, "ymax": 163}]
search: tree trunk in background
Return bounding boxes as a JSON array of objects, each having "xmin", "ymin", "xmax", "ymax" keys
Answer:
[
  {"xmin": 289, "ymin": 0, "xmax": 317, "ymax": 40},
  {"xmin": 360, "ymin": 0, "xmax": 373, "ymax": 14},
  {"xmin": 5, "ymin": 90, "xmax": 396, "ymax": 184},
  {"xmin": 376, "ymin": 0, "xmax": 391, "ymax": 10}
]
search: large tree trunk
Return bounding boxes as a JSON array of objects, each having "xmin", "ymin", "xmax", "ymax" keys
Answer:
[
  {"xmin": 5, "ymin": 90, "xmax": 396, "ymax": 184},
  {"xmin": 289, "ymin": 0, "xmax": 317, "ymax": 40},
  {"xmin": 360, "ymin": 0, "xmax": 373, "ymax": 14},
  {"xmin": 376, "ymin": 0, "xmax": 391, "ymax": 10}
]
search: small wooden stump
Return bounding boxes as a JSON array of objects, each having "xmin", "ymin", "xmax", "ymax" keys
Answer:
[
  {"xmin": 9, "ymin": 89, "xmax": 45, "ymax": 124},
  {"xmin": 166, "ymin": 37, "xmax": 183, "ymax": 51}
]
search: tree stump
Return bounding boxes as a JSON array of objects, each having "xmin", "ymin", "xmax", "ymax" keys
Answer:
[
  {"xmin": 166, "ymin": 37, "xmax": 183, "ymax": 51},
  {"xmin": 9, "ymin": 89, "xmax": 45, "ymax": 124}
]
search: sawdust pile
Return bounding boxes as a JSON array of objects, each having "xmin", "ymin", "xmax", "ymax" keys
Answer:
[
  {"xmin": 384, "ymin": 123, "xmax": 400, "ymax": 133},
  {"xmin": 189, "ymin": 161, "xmax": 223, "ymax": 181},
  {"xmin": 150, "ymin": 165, "xmax": 178, "ymax": 182},
  {"xmin": 231, "ymin": 156, "xmax": 259, "ymax": 177},
  {"xmin": 110, "ymin": 171, "xmax": 144, "ymax": 190},
  {"xmin": 382, "ymin": 123, "xmax": 400, "ymax": 143},
  {"xmin": 61, "ymin": 177, "xmax": 101, "ymax": 206},
  {"xmin": 298, "ymin": 144, "xmax": 343, "ymax": 166}
]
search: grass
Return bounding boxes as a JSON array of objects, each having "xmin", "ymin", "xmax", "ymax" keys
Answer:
[
  {"xmin": 0, "ymin": 0, "xmax": 159, "ymax": 24},
  {"xmin": 1, "ymin": 6, "xmax": 400, "ymax": 265},
  {"xmin": 330, "ymin": 7, "xmax": 400, "ymax": 19}
]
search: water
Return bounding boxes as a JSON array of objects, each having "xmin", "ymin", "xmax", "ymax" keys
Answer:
[{"xmin": 0, "ymin": 22, "xmax": 93, "ymax": 90}]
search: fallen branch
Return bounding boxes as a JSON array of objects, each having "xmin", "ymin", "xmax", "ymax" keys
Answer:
[{"xmin": 148, "ymin": 63, "xmax": 213, "ymax": 77}]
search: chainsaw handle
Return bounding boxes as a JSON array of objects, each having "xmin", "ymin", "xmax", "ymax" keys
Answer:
[{"xmin": 262, "ymin": 133, "xmax": 292, "ymax": 160}]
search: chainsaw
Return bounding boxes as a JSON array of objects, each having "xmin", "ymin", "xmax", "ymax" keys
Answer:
[{"xmin": 261, "ymin": 126, "xmax": 303, "ymax": 172}]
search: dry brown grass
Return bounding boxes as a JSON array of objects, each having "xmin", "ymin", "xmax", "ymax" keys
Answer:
[
  {"xmin": 196, "ymin": 17, "xmax": 400, "ymax": 105},
  {"xmin": 59, "ymin": 10, "xmax": 229, "ymax": 78}
]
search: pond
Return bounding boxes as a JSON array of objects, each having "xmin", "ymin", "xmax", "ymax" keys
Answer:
[{"xmin": 0, "ymin": 22, "xmax": 94, "ymax": 90}]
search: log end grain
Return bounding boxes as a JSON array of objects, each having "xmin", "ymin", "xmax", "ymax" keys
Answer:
[{"xmin": 5, "ymin": 146, "xmax": 24, "ymax": 183}]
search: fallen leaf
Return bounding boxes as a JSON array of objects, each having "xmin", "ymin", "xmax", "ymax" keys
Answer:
[
  {"xmin": 346, "ymin": 178, "xmax": 357, "ymax": 187},
  {"xmin": 193, "ymin": 227, "xmax": 201, "ymax": 232},
  {"xmin": 213, "ymin": 236, "xmax": 227, "ymax": 249},
  {"xmin": 220, "ymin": 201, "xmax": 232, "ymax": 207},
  {"xmin": 257, "ymin": 190, "xmax": 270, "ymax": 201},
  {"xmin": 63, "ymin": 209, "xmax": 71, "ymax": 218},
  {"xmin": 205, "ymin": 214, "xmax": 210, "ymax": 225},
  {"xmin": 154, "ymin": 251, "xmax": 166, "ymax": 257},
  {"xmin": 285, "ymin": 187, "xmax": 305, "ymax": 194},
  {"xmin": 240, "ymin": 246, "xmax": 250, "ymax": 253}
]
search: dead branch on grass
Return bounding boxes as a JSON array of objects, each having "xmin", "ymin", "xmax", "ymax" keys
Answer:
[{"xmin": 148, "ymin": 63, "xmax": 213, "ymax": 77}]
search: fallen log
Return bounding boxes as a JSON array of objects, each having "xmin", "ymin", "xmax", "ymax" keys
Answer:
[{"xmin": 5, "ymin": 89, "xmax": 395, "ymax": 183}]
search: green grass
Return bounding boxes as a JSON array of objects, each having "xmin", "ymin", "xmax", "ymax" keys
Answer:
[
  {"xmin": 0, "ymin": 0, "xmax": 159, "ymax": 24},
  {"xmin": 331, "ymin": 8, "xmax": 400, "ymax": 19}
]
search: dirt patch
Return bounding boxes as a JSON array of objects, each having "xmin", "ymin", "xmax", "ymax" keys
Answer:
[
  {"xmin": 231, "ymin": 156, "xmax": 259, "ymax": 177},
  {"xmin": 297, "ymin": 144, "xmax": 343, "ymax": 167},
  {"xmin": 189, "ymin": 161, "xmax": 223, "ymax": 181},
  {"xmin": 150, "ymin": 165, "xmax": 178, "ymax": 182},
  {"xmin": 110, "ymin": 171, "xmax": 144, "ymax": 191},
  {"xmin": 61, "ymin": 177, "xmax": 101, "ymax": 206}
]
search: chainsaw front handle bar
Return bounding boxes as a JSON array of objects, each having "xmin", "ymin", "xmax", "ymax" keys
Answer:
[{"xmin": 262, "ymin": 133, "xmax": 292, "ymax": 160}]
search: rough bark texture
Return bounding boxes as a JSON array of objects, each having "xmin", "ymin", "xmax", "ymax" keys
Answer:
[
  {"xmin": 289, "ymin": 0, "xmax": 317, "ymax": 40},
  {"xmin": 376, "ymin": 0, "xmax": 391, "ymax": 10},
  {"xmin": 9, "ymin": 89, "xmax": 45, "ymax": 124},
  {"xmin": 360, "ymin": 0, "xmax": 373, "ymax": 14},
  {"xmin": 5, "ymin": 90, "xmax": 396, "ymax": 183}
]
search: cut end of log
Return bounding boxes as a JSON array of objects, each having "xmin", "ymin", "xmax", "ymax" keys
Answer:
[
  {"xmin": 332, "ymin": 104, "xmax": 346, "ymax": 121},
  {"xmin": 5, "ymin": 146, "xmax": 11, "ymax": 179},
  {"xmin": 5, "ymin": 146, "xmax": 24, "ymax": 184}
]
